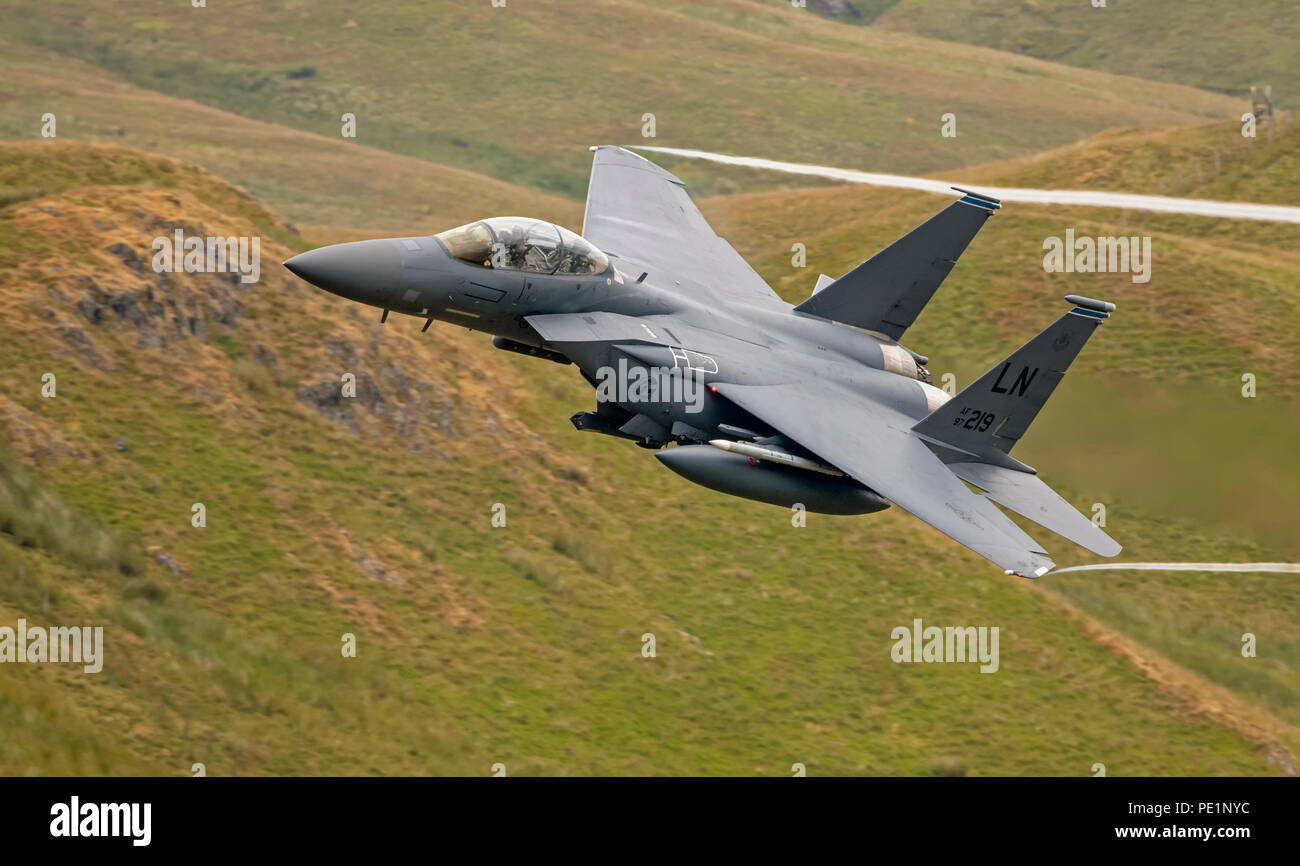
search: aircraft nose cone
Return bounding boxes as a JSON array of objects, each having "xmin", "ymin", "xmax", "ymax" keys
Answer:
[{"xmin": 284, "ymin": 239, "xmax": 402, "ymax": 305}]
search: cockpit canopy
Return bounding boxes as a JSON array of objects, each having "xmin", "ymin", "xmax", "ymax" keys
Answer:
[{"xmin": 435, "ymin": 217, "xmax": 610, "ymax": 276}]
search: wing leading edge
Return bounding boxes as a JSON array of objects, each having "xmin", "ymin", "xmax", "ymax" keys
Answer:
[{"xmin": 711, "ymin": 381, "xmax": 1056, "ymax": 577}]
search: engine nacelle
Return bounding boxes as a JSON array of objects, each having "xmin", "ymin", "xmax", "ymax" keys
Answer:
[{"xmin": 655, "ymin": 445, "xmax": 889, "ymax": 515}]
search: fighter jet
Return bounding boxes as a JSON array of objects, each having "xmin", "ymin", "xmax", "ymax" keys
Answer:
[{"xmin": 284, "ymin": 145, "xmax": 1120, "ymax": 577}]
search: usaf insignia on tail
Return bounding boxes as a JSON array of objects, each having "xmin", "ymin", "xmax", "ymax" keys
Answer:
[{"xmin": 285, "ymin": 146, "xmax": 1120, "ymax": 577}]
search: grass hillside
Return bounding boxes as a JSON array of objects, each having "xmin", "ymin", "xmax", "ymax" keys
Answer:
[
  {"xmin": 2, "ymin": 0, "xmax": 1240, "ymax": 199},
  {"xmin": 0, "ymin": 40, "xmax": 580, "ymax": 238},
  {"xmin": 869, "ymin": 0, "xmax": 1300, "ymax": 108},
  {"xmin": 694, "ymin": 119, "xmax": 1300, "ymax": 741},
  {"xmin": 0, "ymin": 141, "xmax": 1296, "ymax": 776}
]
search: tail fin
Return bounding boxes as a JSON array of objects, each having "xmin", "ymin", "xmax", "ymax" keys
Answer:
[
  {"xmin": 913, "ymin": 295, "xmax": 1115, "ymax": 460},
  {"xmin": 792, "ymin": 188, "xmax": 999, "ymax": 339}
]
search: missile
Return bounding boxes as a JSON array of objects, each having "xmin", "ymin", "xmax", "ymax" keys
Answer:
[
  {"xmin": 707, "ymin": 439, "xmax": 843, "ymax": 476},
  {"xmin": 491, "ymin": 335, "xmax": 571, "ymax": 364}
]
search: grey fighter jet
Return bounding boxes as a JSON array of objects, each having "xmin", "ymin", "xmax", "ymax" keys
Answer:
[{"xmin": 284, "ymin": 146, "xmax": 1120, "ymax": 577}]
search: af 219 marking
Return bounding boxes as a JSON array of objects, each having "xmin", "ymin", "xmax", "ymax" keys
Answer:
[
  {"xmin": 990, "ymin": 363, "xmax": 1039, "ymax": 397},
  {"xmin": 952, "ymin": 406, "xmax": 996, "ymax": 432}
]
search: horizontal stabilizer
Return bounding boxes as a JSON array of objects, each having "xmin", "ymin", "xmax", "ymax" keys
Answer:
[
  {"xmin": 949, "ymin": 462, "xmax": 1121, "ymax": 557},
  {"xmin": 792, "ymin": 192, "xmax": 997, "ymax": 339}
]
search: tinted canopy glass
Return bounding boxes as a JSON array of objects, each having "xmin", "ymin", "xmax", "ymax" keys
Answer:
[{"xmin": 435, "ymin": 218, "xmax": 609, "ymax": 275}]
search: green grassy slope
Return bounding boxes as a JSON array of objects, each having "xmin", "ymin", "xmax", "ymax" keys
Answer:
[
  {"xmin": 0, "ymin": 40, "xmax": 581, "ymax": 237},
  {"xmin": 0, "ymin": 141, "xmax": 1295, "ymax": 776},
  {"xmin": 693, "ymin": 120, "xmax": 1300, "ymax": 738},
  {"xmin": 1, "ymin": 0, "xmax": 1240, "ymax": 200},
  {"xmin": 871, "ymin": 0, "xmax": 1300, "ymax": 108}
]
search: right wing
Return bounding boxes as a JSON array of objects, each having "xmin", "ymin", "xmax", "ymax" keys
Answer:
[{"xmin": 712, "ymin": 381, "xmax": 1056, "ymax": 577}]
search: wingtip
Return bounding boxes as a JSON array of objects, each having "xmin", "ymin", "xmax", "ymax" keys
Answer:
[
  {"xmin": 1006, "ymin": 565, "xmax": 1053, "ymax": 579},
  {"xmin": 951, "ymin": 186, "xmax": 1002, "ymax": 206}
]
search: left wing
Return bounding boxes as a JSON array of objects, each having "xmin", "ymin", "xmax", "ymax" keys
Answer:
[
  {"xmin": 582, "ymin": 145, "xmax": 787, "ymax": 310},
  {"xmin": 712, "ymin": 381, "xmax": 1056, "ymax": 577}
]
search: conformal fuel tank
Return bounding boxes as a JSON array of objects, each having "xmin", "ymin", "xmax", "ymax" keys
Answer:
[{"xmin": 655, "ymin": 445, "xmax": 889, "ymax": 515}]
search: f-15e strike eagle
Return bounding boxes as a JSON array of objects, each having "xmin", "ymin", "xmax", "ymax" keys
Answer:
[{"xmin": 284, "ymin": 145, "xmax": 1121, "ymax": 577}]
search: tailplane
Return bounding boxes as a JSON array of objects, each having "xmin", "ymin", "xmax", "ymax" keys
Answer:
[{"xmin": 948, "ymin": 461, "xmax": 1120, "ymax": 557}]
